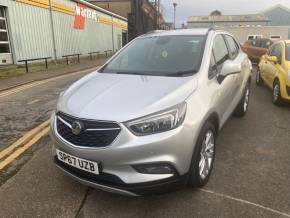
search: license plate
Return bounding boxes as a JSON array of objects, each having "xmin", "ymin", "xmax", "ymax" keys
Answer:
[{"xmin": 56, "ymin": 149, "xmax": 99, "ymax": 175}]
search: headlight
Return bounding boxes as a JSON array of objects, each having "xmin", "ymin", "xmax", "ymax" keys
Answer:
[
  {"xmin": 125, "ymin": 102, "xmax": 187, "ymax": 136},
  {"xmin": 288, "ymin": 70, "xmax": 290, "ymax": 80}
]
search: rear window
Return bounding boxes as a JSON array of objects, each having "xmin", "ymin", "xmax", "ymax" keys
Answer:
[
  {"xmin": 251, "ymin": 39, "xmax": 272, "ymax": 48},
  {"xmin": 260, "ymin": 39, "xmax": 273, "ymax": 49},
  {"xmin": 286, "ymin": 44, "xmax": 290, "ymax": 61},
  {"xmin": 251, "ymin": 39, "xmax": 261, "ymax": 47}
]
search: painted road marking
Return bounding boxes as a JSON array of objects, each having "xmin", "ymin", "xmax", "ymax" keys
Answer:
[
  {"xmin": 200, "ymin": 189, "xmax": 290, "ymax": 218},
  {"xmin": 0, "ymin": 120, "xmax": 49, "ymax": 160},
  {"xmin": 0, "ymin": 126, "xmax": 50, "ymax": 170},
  {"xmin": 0, "ymin": 67, "xmax": 96, "ymax": 98},
  {"xmin": 27, "ymin": 99, "xmax": 40, "ymax": 105}
]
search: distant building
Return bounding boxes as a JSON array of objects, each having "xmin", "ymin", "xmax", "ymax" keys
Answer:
[
  {"xmin": 262, "ymin": 4, "xmax": 290, "ymax": 26},
  {"xmin": 210, "ymin": 10, "xmax": 222, "ymax": 16},
  {"xmin": 91, "ymin": 1, "xmax": 130, "ymax": 19},
  {"xmin": 93, "ymin": 0, "xmax": 170, "ymax": 30},
  {"xmin": 187, "ymin": 5, "xmax": 290, "ymax": 42},
  {"xmin": 219, "ymin": 26, "xmax": 290, "ymax": 43},
  {"xmin": 187, "ymin": 13, "xmax": 269, "ymax": 28}
]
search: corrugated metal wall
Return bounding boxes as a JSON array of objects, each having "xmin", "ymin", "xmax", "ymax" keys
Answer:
[
  {"xmin": 0, "ymin": 0, "xmax": 54, "ymax": 61},
  {"xmin": 0, "ymin": 0, "xmax": 127, "ymax": 63}
]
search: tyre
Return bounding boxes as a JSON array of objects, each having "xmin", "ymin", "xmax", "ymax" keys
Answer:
[
  {"xmin": 273, "ymin": 80, "xmax": 283, "ymax": 106},
  {"xmin": 233, "ymin": 82, "xmax": 250, "ymax": 117},
  {"xmin": 188, "ymin": 122, "xmax": 216, "ymax": 188},
  {"xmin": 256, "ymin": 68, "xmax": 263, "ymax": 86}
]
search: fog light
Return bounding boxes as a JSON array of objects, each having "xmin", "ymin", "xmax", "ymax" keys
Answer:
[{"xmin": 133, "ymin": 163, "xmax": 176, "ymax": 174}]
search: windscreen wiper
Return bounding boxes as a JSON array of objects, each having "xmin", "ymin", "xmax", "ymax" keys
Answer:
[
  {"xmin": 165, "ymin": 70, "xmax": 196, "ymax": 77},
  {"xmin": 116, "ymin": 72, "xmax": 154, "ymax": 76}
]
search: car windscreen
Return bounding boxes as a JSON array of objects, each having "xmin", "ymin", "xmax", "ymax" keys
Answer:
[
  {"xmin": 286, "ymin": 44, "xmax": 290, "ymax": 61},
  {"xmin": 100, "ymin": 35, "xmax": 206, "ymax": 77}
]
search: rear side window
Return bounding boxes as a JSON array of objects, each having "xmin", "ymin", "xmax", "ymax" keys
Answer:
[{"xmin": 224, "ymin": 35, "xmax": 239, "ymax": 59}]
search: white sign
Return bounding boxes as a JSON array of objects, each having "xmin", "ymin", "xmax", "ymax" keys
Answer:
[{"xmin": 75, "ymin": 4, "xmax": 100, "ymax": 22}]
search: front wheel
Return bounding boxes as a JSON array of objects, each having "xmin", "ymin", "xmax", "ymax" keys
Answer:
[
  {"xmin": 233, "ymin": 82, "xmax": 250, "ymax": 117},
  {"xmin": 188, "ymin": 122, "xmax": 216, "ymax": 188},
  {"xmin": 273, "ymin": 80, "xmax": 283, "ymax": 106}
]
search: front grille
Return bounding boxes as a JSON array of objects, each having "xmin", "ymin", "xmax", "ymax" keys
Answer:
[{"xmin": 56, "ymin": 112, "xmax": 121, "ymax": 148}]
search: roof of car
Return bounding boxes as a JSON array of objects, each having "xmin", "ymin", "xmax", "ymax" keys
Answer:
[{"xmin": 142, "ymin": 28, "xmax": 222, "ymax": 37}]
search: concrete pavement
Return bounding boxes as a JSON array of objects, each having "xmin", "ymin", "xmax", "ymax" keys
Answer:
[{"xmin": 0, "ymin": 138, "xmax": 87, "ymax": 217}]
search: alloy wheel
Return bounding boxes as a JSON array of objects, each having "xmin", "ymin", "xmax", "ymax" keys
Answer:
[
  {"xmin": 243, "ymin": 86, "xmax": 250, "ymax": 112},
  {"xmin": 199, "ymin": 130, "xmax": 215, "ymax": 180},
  {"xmin": 273, "ymin": 83, "xmax": 280, "ymax": 102}
]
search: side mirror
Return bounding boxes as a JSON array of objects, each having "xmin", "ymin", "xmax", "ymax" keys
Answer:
[
  {"xmin": 267, "ymin": 55, "xmax": 278, "ymax": 63},
  {"xmin": 217, "ymin": 60, "xmax": 241, "ymax": 84}
]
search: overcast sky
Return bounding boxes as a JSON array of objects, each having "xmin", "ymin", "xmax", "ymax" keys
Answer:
[{"xmin": 162, "ymin": 0, "xmax": 290, "ymax": 26}]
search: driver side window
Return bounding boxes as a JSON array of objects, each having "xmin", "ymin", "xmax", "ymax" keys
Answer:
[
  {"xmin": 270, "ymin": 44, "xmax": 282, "ymax": 63},
  {"xmin": 209, "ymin": 34, "xmax": 229, "ymax": 79}
]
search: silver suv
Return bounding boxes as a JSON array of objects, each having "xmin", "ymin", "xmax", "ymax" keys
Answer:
[{"xmin": 50, "ymin": 29, "xmax": 252, "ymax": 196}]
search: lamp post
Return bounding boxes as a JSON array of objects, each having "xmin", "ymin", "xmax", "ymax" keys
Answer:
[{"xmin": 173, "ymin": 2, "xmax": 177, "ymax": 30}]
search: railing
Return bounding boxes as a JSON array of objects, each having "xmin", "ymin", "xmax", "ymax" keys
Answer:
[
  {"xmin": 104, "ymin": 50, "xmax": 112, "ymax": 57},
  {"xmin": 62, "ymin": 53, "xmax": 81, "ymax": 65},
  {"xmin": 18, "ymin": 57, "xmax": 52, "ymax": 73},
  {"xmin": 88, "ymin": 51, "xmax": 100, "ymax": 60}
]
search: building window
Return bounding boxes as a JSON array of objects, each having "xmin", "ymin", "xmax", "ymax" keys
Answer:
[
  {"xmin": 0, "ymin": 31, "xmax": 8, "ymax": 41},
  {"xmin": 0, "ymin": 20, "xmax": 5, "ymax": 29},
  {"xmin": 0, "ymin": 43, "xmax": 9, "ymax": 53},
  {"xmin": 0, "ymin": 7, "xmax": 4, "ymax": 18},
  {"xmin": 270, "ymin": 35, "xmax": 281, "ymax": 40},
  {"xmin": 247, "ymin": 35, "xmax": 263, "ymax": 40},
  {"xmin": 0, "ymin": 7, "xmax": 10, "ymax": 54}
]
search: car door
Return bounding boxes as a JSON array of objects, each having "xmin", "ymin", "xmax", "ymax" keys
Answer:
[
  {"xmin": 265, "ymin": 43, "xmax": 282, "ymax": 88},
  {"xmin": 261, "ymin": 45, "xmax": 278, "ymax": 87},
  {"xmin": 209, "ymin": 34, "xmax": 237, "ymax": 124},
  {"xmin": 224, "ymin": 35, "xmax": 244, "ymax": 95},
  {"xmin": 268, "ymin": 43, "xmax": 282, "ymax": 86}
]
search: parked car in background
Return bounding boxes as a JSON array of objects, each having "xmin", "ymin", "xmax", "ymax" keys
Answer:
[
  {"xmin": 50, "ymin": 29, "xmax": 252, "ymax": 196},
  {"xmin": 242, "ymin": 38, "xmax": 273, "ymax": 63},
  {"xmin": 257, "ymin": 40, "xmax": 290, "ymax": 105}
]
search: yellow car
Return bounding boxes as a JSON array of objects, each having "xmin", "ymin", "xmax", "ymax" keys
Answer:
[{"xmin": 257, "ymin": 40, "xmax": 290, "ymax": 105}]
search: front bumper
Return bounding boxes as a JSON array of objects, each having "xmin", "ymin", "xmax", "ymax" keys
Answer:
[
  {"xmin": 54, "ymin": 156, "xmax": 188, "ymax": 196},
  {"xmin": 281, "ymin": 84, "xmax": 290, "ymax": 100},
  {"xmin": 50, "ymin": 112, "xmax": 199, "ymax": 195}
]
